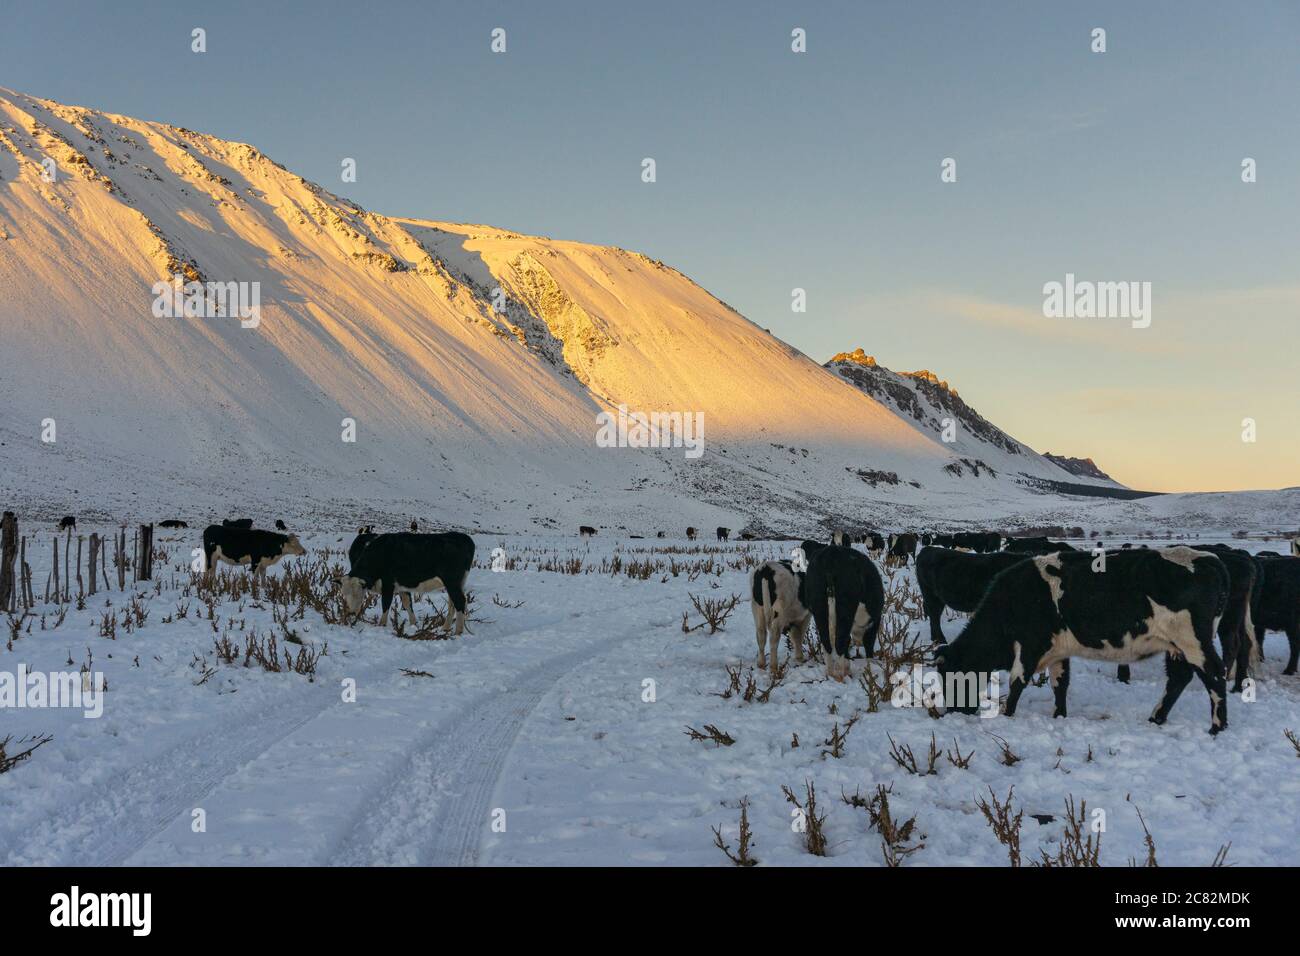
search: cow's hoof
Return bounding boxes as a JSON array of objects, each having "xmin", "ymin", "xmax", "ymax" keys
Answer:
[
  {"xmin": 1052, "ymin": 710, "xmax": 1066, "ymax": 719},
  {"xmin": 1148, "ymin": 714, "xmax": 1166, "ymax": 726},
  {"xmin": 1284, "ymin": 667, "xmax": 1297, "ymax": 676}
]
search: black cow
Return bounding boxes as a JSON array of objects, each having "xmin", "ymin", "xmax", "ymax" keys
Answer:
[
  {"xmin": 222, "ymin": 518, "xmax": 254, "ymax": 530},
  {"xmin": 930, "ymin": 533, "xmax": 955, "ymax": 549},
  {"xmin": 409, "ymin": 519, "xmax": 419, "ymax": 532},
  {"xmin": 159, "ymin": 519, "xmax": 188, "ymax": 529},
  {"xmin": 1003, "ymin": 536, "xmax": 1077, "ymax": 556},
  {"xmin": 656, "ymin": 531, "xmax": 666, "ymax": 539},
  {"xmin": 797, "ymin": 539, "xmax": 828, "ymax": 568},
  {"xmin": 916, "ymin": 547, "xmax": 1032, "ymax": 644},
  {"xmin": 935, "ymin": 547, "xmax": 1230, "ymax": 733},
  {"xmin": 739, "ymin": 532, "xmax": 756, "ymax": 541},
  {"xmin": 686, "ymin": 527, "xmax": 697, "ymax": 541},
  {"xmin": 340, "ymin": 531, "xmax": 475, "ymax": 632},
  {"xmin": 57, "ymin": 515, "xmax": 76, "ymax": 530},
  {"xmin": 202, "ymin": 525, "xmax": 306, "ymax": 581},
  {"xmin": 717, "ymin": 527, "xmax": 730, "ymax": 542},
  {"xmin": 804, "ymin": 545, "xmax": 885, "ymax": 682},
  {"xmin": 1253, "ymin": 556, "xmax": 1300, "ymax": 675},
  {"xmin": 750, "ymin": 560, "xmax": 811, "ymax": 675},
  {"xmin": 579, "ymin": 525, "xmax": 597, "ymax": 537},
  {"xmin": 952, "ymin": 531, "xmax": 1001, "ymax": 553},
  {"xmin": 275, "ymin": 519, "xmax": 288, "ymax": 531},
  {"xmin": 886, "ymin": 533, "xmax": 918, "ymax": 566}
]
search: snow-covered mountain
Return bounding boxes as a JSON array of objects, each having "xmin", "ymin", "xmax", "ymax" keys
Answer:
[
  {"xmin": 823, "ymin": 348, "xmax": 1121, "ymax": 489},
  {"xmin": 0, "ymin": 89, "xmax": 1292, "ymax": 534}
]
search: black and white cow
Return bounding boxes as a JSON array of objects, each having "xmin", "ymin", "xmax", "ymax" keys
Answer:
[
  {"xmin": 222, "ymin": 518, "xmax": 254, "ymax": 530},
  {"xmin": 915, "ymin": 546, "xmax": 1032, "ymax": 645},
  {"xmin": 750, "ymin": 560, "xmax": 811, "ymax": 675},
  {"xmin": 862, "ymin": 532, "xmax": 885, "ymax": 556},
  {"xmin": 340, "ymin": 531, "xmax": 475, "ymax": 633},
  {"xmin": 804, "ymin": 545, "xmax": 885, "ymax": 682},
  {"xmin": 58, "ymin": 515, "xmax": 76, "ymax": 530},
  {"xmin": 579, "ymin": 525, "xmax": 597, "ymax": 537},
  {"xmin": 935, "ymin": 547, "xmax": 1230, "ymax": 733},
  {"xmin": 656, "ymin": 531, "xmax": 666, "ymax": 538},
  {"xmin": 886, "ymin": 532, "xmax": 918, "ymax": 566},
  {"xmin": 202, "ymin": 525, "xmax": 306, "ymax": 581},
  {"xmin": 1252, "ymin": 555, "xmax": 1300, "ymax": 675},
  {"xmin": 159, "ymin": 519, "xmax": 188, "ymax": 529},
  {"xmin": 348, "ymin": 529, "xmax": 377, "ymax": 567},
  {"xmin": 717, "ymin": 527, "xmax": 731, "ymax": 542},
  {"xmin": 1002, "ymin": 536, "xmax": 1077, "ymax": 556},
  {"xmin": 686, "ymin": 527, "xmax": 698, "ymax": 541}
]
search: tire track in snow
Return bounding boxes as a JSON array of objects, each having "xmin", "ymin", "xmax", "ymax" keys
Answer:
[{"xmin": 329, "ymin": 601, "xmax": 663, "ymax": 866}]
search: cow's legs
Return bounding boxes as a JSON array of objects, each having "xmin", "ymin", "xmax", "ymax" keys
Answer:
[
  {"xmin": 1004, "ymin": 677, "xmax": 1027, "ymax": 716},
  {"xmin": 753, "ymin": 610, "xmax": 768, "ymax": 670},
  {"xmin": 1048, "ymin": 660, "xmax": 1070, "ymax": 718},
  {"xmin": 401, "ymin": 591, "xmax": 417, "ymax": 625},
  {"xmin": 379, "ymin": 582, "xmax": 395, "ymax": 627},
  {"xmin": 447, "ymin": 583, "xmax": 467, "ymax": 635},
  {"xmin": 791, "ymin": 617, "xmax": 808, "ymax": 663},
  {"xmin": 1284, "ymin": 623, "xmax": 1300, "ymax": 675},
  {"xmin": 1150, "ymin": 654, "xmax": 1195, "ymax": 725}
]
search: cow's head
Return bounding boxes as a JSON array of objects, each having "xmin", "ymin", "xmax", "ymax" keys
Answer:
[
  {"xmin": 339, "ymin": 575, "xmax": 370, "ymax": 614},
  {"xmin": 282, "ymin": 534, "xmax": 307, "ymax": 556}
]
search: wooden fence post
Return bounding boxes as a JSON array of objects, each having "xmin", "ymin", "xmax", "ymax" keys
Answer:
[
  {"xmin": 88, "ymin": 533, "xmax": 99, "ymax": 596},
  {"xmin": 137, "ymin": 524, "xmax": 154, "ymax": 581},
  {"xmin": 0, "ymin": 511, "xmax": 15, "ymax": 612}
]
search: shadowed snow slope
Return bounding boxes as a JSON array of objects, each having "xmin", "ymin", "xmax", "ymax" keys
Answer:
[{"xmin": 0, "ymin": 90, "xmax": 1291, "ymax": 533}]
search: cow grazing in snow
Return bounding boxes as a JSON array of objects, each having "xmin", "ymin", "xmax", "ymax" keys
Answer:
[
  {"xmin": 340, "ymin": 531, "xmax": 475, "ymax": 632},
  {"xmin": 935, "ymin": 547, "xmax": 1230, "ymax": 733},
  {"xmin": 886, "ymin": 532, "xmax": 918, "ymax": 566},
  {"xmin": 716, "ymin": 527, "xmax": 730, "ymax": 542},
  {"xmin": 275, "ymin": 519, "xmax": 288, "ymax": 531},
  {"xmin": 58, "ymin": 516, "xmax": 76, "ymax": 530},
  {"xmin": 915, "ymin": 546, "xmax": 1032, "ymax": 645},
  {"xmin": 656, "ymin": 531, "xmax": 666, "ymax": 538},
  {"xmin": 348, "ymin": 529, "xmax": 377, "ymax": 567},
  {"xmin": 804, "ymin": 545, "xmax": 885, "ymax": 682},
  {"xmin": 739, "ymin": 532, "xmax": 756, "ymax": 541},
  {"xmin": 1252, "ymin": 555, "xmax": 1300, "ymax": 675},
  {"xmin": 159, "ymin": 519, "xmax": 188, "ymax": 529},
  {"xmin": 686, "ymin": 527, "xmax": 697, "ymax": 541},
  {"xmin": 222, "ymin": 518, "xmax": 254, "ymax": 530},
  {"xmin": 750, "ymin": 560, "xmax": 811, "ymax": 675},
  {"xmin": 202, "ymin": 525, "xmax": 306, "ymax": 581},
  {"xmin": 863, "ymin": 532, "xmax": 885, "ymax": 556},
  {"xmin": 579, "ymin": 525, "xmax": 597, "ymax": 538}
]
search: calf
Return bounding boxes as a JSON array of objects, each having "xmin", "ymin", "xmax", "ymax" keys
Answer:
[
  {"xmin": 716, "ymin": 527, "xmax": 730, "ymax": 542},
  {"xmin": 886, "ymin": 532, "xmax": 918, "ymax": 566},
  {"xmin": 202, "ymin": 525, "xmax": 306, "ymax": 581},
  {"xmin": 159, "ymin": 519, "xmax": 188, "ymax": 529},
  {"xmin": 804, "ymin": 545, "xmax": 885, "ymax": 682},
  {"xmin": 1253, "ymin": 556, "xmax": 1300, "ymax": 675},
  {"xmin": 58, "ymin": 515, "xmax": 76, "ymax": 530},
  {"xmin": 340, "ymin": 531, "xmax": 475, "ymax": 633},
  {"xmin": 915, "ymin": 547, "xmax": 1031, "ymax": 644},
  {"xmin": 579, "ymin": 525, "xmax": 597, "ymax": 537},
  {"xmin": 750, "ymin": 560, "xmax": 811, "ymax": 675},
  {"xmin": 222, "ymin": 518, "xmax": 254, "ymax": 530},
  {"xmin": 935, "ymin": 547, "xmax": 1230, "ymax": 733}
]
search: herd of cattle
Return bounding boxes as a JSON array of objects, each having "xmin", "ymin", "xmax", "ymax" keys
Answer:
[
  {"xmin": 750, "ymin": 531, "xmax": 1300, "ymax": 735},
  {"xmin": 97, "ymin": 515, "xmax": 1299, "ymax": 736}
]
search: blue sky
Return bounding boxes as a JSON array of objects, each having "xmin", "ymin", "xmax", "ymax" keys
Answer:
[{"xmin": 4, "ymin": 0, "xmax": 1297, "ymax": 491}]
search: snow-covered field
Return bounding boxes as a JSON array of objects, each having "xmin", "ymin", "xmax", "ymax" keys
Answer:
[{"xmin": 2, "ymin": 526, "xmax": 1297, "ymax": 867}]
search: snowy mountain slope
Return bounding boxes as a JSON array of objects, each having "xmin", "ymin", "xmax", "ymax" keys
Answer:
[
  {"xmin": 0, "ymin": 89, "xmax": 1292, "ymax": 534},
  {"xmin": 824, "ymin": 348, "xmax": 1122, "ymax": 488}
]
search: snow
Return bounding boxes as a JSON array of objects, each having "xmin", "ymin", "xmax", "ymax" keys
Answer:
[{"xmin": 2, "ymin": 526, "xmax": 1296, "ymax": 867}]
